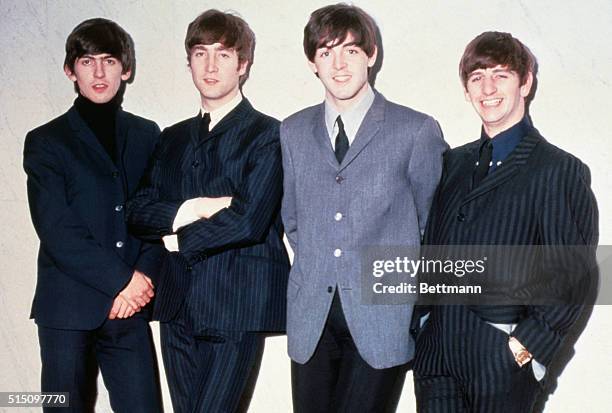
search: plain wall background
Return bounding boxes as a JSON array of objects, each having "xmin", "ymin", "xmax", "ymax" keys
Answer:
[{"xmin": 1, "ymin": 1, "xmax": 610, "ymax": 411}]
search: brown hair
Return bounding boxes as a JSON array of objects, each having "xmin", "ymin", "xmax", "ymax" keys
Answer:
[
  {"xmin": 460, "ymin": 31, "xmax": 538, "ymax": 104},
  {"xmin": 64, "ymin": 18, "xmax": 135, "ymax": 92},
  {"xmin": 185, "ymin": 10, "xmax": 255, "ymax": 86},
  {"xmin": 303, "ymin": 3, "xmax": 377, "ymax": 62}
]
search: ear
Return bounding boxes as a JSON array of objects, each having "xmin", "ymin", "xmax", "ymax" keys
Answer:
[
  {"xmin": 121, "ymin": 70, "xmax": 132, "ymax": 81},
  {"xmin": 520, "ymin": 71, "xmax": 533, "ymax": 98},
  {"xmin": 64, "ymin": 65, "xmax": 77, "ymax": 82},
  {"xmin": 237, "ymin": 60, "xmax": 248, "ymax": 76},
  {"xmin": 463, "ymin": 86, "xmax": 472, "ymax": 102},
  {"xmin": 307, "ymin": 59, "xmax": 318, "ymax": 76},
  {"xmin": 367, "ymin": 45, "xmax": 378, "ymax": 68}
]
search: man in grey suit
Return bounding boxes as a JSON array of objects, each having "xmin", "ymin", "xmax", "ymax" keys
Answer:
[{"xmin": 280, "ymin": 4, "xmax": 447, "ymax": 412}]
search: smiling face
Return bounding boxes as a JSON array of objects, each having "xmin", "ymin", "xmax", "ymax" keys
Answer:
[
  {"xmin": 309, "ymin": 32, "xmax": 377, "ymax": 112},
  {"xmin": 188, "ymin": 43, "xmax": 247, "ymax": 112},
  {"xmin": 464, "ymin": 65, "xmax": 533, "ymax": 137},
  {"xmin": 65, "ymin": 54, "xmax": 130, "ymax": 104}
]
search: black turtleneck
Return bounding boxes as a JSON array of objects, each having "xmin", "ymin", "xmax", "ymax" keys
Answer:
[{"xmin": 74, "ymin": 94, "xmax": 121, "ymax": 164}]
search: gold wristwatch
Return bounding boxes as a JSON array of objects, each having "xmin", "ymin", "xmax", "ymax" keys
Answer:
[{"xmin": 508, "ymin": 336, "xmax": 533, "ymax": 367}]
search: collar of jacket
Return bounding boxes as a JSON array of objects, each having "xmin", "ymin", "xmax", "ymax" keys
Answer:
[
  {"xmin": 460, "ymin": 126, "xmax": 544, "ymax": 205},
  {"xmin": 189, "ymin": 98, "xmax": 254, "ymax": 147},
  {"xmin": 311, "ymin": 90, "xmax": 386, "ymax": 172}
]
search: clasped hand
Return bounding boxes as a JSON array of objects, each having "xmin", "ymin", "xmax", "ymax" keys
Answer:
[{"xmin": 108, "ymin": 270, "xmax": 154, "ymax": 319}]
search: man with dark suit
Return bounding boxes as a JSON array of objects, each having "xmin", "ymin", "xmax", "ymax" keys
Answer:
[
  {"xmin": 280, "ymin": 4, "xmax": 447, "ymax": 412},
  {"xmin": 412, "ymin": 31, "xmax": 599, "ymax": 412},
  {"xmin": 23, "ymin": 18, "xmax": 163, "ymax": 412},
  {"xmin": 127, "ymin": 10, "xmax": 289, "ymax": 413}
]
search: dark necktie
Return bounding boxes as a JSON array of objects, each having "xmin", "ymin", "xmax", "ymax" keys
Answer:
[
  {"xmin": 199, "ymin": 112, "xmax": 211, "ymax": 140},
  {"xmin": 334, "ymin": 116, "xmax": 349, "ymax": 163},
  {"xmin": 473, "ymin": 140, "xmax": 493, "ymax": 187}
]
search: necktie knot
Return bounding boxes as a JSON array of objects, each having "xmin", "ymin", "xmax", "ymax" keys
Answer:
[{"xmin": 334, "ymin": 115, "xmax": 349, "ymax": 164}]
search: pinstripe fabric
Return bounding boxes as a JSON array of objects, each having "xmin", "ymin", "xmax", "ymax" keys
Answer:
[
  {"xmin": 126, "ymin": 99, "xmax": 289, "ymax": 412},
  {"xmin": 127, "ymin": 99, "xmax": 289, "ymax": 330},
  {"xmin": 160, "ymin": 309, "xmax": 262, "ymax": 413},
  {"xmin": 413, "ymin": 126, "xmax": 598, "ymax": 412},
  {"xmin": 415, "ymin": 307, "xmax": 540, "ymax": 413}
]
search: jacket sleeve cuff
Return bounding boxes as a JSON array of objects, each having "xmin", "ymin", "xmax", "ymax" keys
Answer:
[{"xmin": 512, "ymin": 316, "xmax": 562, "ymax": 367}]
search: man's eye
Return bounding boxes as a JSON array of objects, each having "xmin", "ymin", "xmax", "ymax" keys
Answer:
[
  {"xmin": 105, "ymin": 59, "xmax": 116, "ymax": 65},
  {"xmin": 320, "ymin": 51, "xmax": 330, "ymax": 58},
  {"xmin": 81, "ymin": 59, "xmax": 91, "ymax": 65}
]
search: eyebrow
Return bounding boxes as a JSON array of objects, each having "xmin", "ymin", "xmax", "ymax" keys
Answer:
[
  {"xmin": 319, "ymin": 41, "xmax": 359, "ymax": 50},
  {"xmin": 192, "ymin": 44, "xmax": 232, "ymax": 52},
  {"xmin": 79, "ymin": 54, "xmax": 114, "ymax": 59}
]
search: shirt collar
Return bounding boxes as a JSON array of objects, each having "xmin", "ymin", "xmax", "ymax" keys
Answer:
[
  {"xmin": 201, "ymin": 92, "xmax": 243, "ymax": 130},
  {"xmin": 479, "ymin": 116, "xmax": 531, "ymax": 165},
  {"xmin": 324, "ymin": 85, "xmax": 375, "ymax": 146}
]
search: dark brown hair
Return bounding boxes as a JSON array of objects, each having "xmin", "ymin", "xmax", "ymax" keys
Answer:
[
  {"xmin": 185, "ymin": 10, "xmax": 255, "ymax": 86},
  {"xmin": 460, "ymin": 31, "xmax": 538, "ymax": 104},
  {"xmin": 64, "ymin": 18, "xmax": 135, "ymax": 82},
  {"xmin": 303, "ymin": 3, "xmax": 377, "ymax": 62}
]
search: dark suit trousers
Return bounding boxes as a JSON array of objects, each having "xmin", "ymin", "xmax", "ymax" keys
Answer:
[
  {"xmin": 291, "ymin": 292, "xmax": 407, "ymax": 413},
  {"xmin": 37, "ymin": 314, "xmax": 162, "ymax": 413},
  {"xmin": 160, "ymin": 307, "xmax": 263, "ymax": 413},
  {"xmin": 413, "ymin": 306, "xmax": 541, "ymax": 413}
]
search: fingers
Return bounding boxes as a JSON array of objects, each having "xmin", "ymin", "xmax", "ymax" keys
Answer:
[
  {"xmin": 109, "ymin": 297, "xmax": 121, "ymax": 319},
  {"xmin": 143, "ymin": 274, "xmax": 155, "ymax": 290},
  {"xmin": 113, "ymin": 296, "xmax": 137, "ymax": 319}
]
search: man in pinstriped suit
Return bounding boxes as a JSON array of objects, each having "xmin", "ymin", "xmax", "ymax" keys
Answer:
[
  {"xmin": 412, "ymin": 31, "xmax": 598, "ymax": 412},
  {"xmin": 127, "ymin": 10, "xmax": 289, "ymax": 413}
]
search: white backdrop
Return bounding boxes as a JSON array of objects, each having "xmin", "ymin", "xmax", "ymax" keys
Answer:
[{"xmin": 1, "ymin": 1, "xmax": 611, "ymax": 412}]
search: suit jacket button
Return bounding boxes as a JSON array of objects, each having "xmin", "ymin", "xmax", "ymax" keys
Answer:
[
  {"xmin": 457, "ymin": 212, "xmax": 466, "ymax": 222},
  {"xmin": 327, "ymin": 286, "xmax": 333, "ymax": 293},
  {"xmin": 111, "ymin": 171, "xmax": 119, "ymax": 178},
  {"xmin": 115, "ymin": 241, "xmax": 124, "ymax": 248},
  {"xmin": 335, "ymin": 175, "xmax": 344, "ymax": 184},
  {"xmin": 114, "ymin": 204, "xmax": 123, "ymax": 212},
  {"xmin": 192, "ymin": 160, "xmax": 200, "ymax": 168},
  {"xmin": 186, "ymin": 265, "xmax": 193, "ymax": 271}
]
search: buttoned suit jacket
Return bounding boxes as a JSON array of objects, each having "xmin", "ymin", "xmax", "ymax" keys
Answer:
[
  {"xmin": 415, "ymin": 125, "xmax": 598, "ymax": 369},
  {"xmin": 127, "ymin": 99, "xmax": 289, "ymax": 332},
  {"xmin": 280, "ymin": 91, "xmax": 447, "ymax": 369},
  {"xmin": 23, "ymin": 106, "xmax": 163, "ymax": 330}
]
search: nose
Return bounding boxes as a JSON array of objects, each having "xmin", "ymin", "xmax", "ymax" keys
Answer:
[
  {"xmin": 206, "ymin": 54, "xmax": 218, "ymax": 73},
  {"xmin": 333, "ymin": 51, "xmax": 346, "ymax": 71},
  {"xmin": 482, "ymin": 76, "xmax": 496, "ymax": 95},
  {"xmin": 94, "ymin": 60, "xmax": 105, "ymax": 78}
]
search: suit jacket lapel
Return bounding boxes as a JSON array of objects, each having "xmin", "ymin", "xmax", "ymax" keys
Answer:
[
  {"xmin": 193, "ymin": 98, "xmax": 253, "ymax": 148},
  {"xmin": 311, "ymin": 104, "xmax": 340, "ymax": 169},
  {"xmin": 461, "ymin": 130, "xmax": 541, "ymax": 205},
  {"xmin": 67, "ymin": 107, "xmax": 116, "ymax": 170},
  {"xmin": 338, "ymin": 92, "xmax": 384, "ymax": 171},
  {"xmin": 312, "ymin": 91, "xmax": 385, "ymax": 171}
]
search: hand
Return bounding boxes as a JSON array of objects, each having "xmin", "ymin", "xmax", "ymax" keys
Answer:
[
  {"xmin": 508, "ymin": 336, "xmax": 533, "ymax": 367},
  {"xmin": 108, "ymin": 295, "xmax": 136, "ymax": 319},
  {"xmin": 194, "ymin": 196, "xmax": 232, "ymax": 219},
  {"xmin": 118, "ymin": 270, "xmax": 154, "ymax": 311}
]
